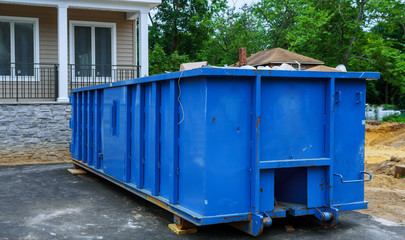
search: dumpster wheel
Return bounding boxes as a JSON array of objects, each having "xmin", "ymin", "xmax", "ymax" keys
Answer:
[{"xmin": 311, "ymin": 207, "xmax": 339, "ymax": 228}]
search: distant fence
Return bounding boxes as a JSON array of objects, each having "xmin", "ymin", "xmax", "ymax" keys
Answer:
[{"xmin": 366, "ymin": 104, "xmax": 404, "ymax": 121}]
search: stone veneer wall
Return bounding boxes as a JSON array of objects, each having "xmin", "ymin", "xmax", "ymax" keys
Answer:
[{"xmin": 0, "ymin": 103, "xmax": 71, "ymax": 165}]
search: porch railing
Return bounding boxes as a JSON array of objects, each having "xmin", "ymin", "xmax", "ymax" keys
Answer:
[
  {"xmin": 0, "ymin": 63, "xmax": 58, "ymax": 101},
  {"xmin": 0, "ymin": 63, "xmax": 140, "ymax": 101},
  {"xmin": 68, "ymin": 64, "xmax": 140, "ymax": 94}
]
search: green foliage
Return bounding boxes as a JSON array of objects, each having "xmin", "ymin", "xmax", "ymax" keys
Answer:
[
  {"xmin": 149, "ymin": 0, "xmax": 226, "ymax": 59},
  {"xmin": 348, "ymin": 33, "xmax": 405, "ymax": 105},
  {"xmin": 381, "ymin": 104, "xmax": 396, "ymax": 110},
  {"xmin": 149, "ymin": 44, "xmax": 190, "ymax": 75},
  {"xmin": 149, "ymin": 0, "xmax": 405, "ymax": 106},
  {"xmin": 197, "ymin": 5, "xmax": 267, "ymax": 65},
  {"xmin": 382, "ymin": 114, "xmax": 405, "ymax": 123}
]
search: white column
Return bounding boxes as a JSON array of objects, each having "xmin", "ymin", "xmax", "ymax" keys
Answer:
[
  {"xmin": 139, "ymin": 10, "xmax": 149, "ymax": 77},
  {"xmin": 57, "ymin": 5, "xmax": 69, "ymax": 102},
  {"xmin": 133, "ymin": 19, "xmax": 137, "ymax": 69}
]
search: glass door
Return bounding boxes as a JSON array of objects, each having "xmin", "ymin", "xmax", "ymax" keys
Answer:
[{"xmin": 73, "ymin": 24, "xmax": 113, "ymax": 83}]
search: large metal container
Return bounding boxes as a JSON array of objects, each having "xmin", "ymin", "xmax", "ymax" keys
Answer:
[{"xmin": 69, "ymin": 68, "xmax": 379, "ymax": 236}]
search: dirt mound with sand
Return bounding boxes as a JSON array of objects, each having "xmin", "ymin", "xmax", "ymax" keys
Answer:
[
  {"xmin": 359, "ymin": 123, "xmax": 405, "ymax": 225},
  {"xmin": 367, "ymin": 156, "xmax": 405, "ymax": 176},
  {"xmin": 365, "ymin": 122, "xmax": 405, "ymax": 163}
]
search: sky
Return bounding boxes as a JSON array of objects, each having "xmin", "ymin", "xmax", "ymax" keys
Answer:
[{"xmin": 227, "ymin": 0, "xmax": 258, "ymax": 9}]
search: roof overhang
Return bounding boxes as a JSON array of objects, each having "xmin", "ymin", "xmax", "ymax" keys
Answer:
[{"xmin": 0, "ymin": 0, "xmax": 161, "ymax": 11}]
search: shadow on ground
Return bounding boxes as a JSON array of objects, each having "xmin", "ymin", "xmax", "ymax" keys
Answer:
[{"xmin": 0, "ymin": 163, "xmax": 403, "ymax": 240}]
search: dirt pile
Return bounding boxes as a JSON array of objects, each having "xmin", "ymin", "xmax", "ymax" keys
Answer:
[
  {"xmin": 365, "ymin": 122, "xmax": 405, "ymax": 163},
  {"xmin": 360, "ymin": 123, "xmax": 405, "ymax": 225},
  {"xmin": 367, "ymin": 156, "xmax": 405, "ymax": 177},
  {"xmin": 360, "ymin": 159, "xmax": 405, "ymax": 225}
]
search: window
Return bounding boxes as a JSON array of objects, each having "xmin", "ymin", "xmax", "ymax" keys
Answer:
[
  {"xmin": 0, "ymin": 16, "xmax": 39, "ymax": 77},
  {"xmin": 70, "ymin": 21, "xmax": 116, "ymax": 79}
]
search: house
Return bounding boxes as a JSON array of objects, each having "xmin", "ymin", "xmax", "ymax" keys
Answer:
[
  {"xmin": 0, "ymin": 0, "xmax": 160, "ymax": 102},
  {"xmin": 235, "ymin": 47, "xmax": 324, "ymax": 70},
  {"xmin": 0, "ymin": 0, "xmax": 160, "ymax": 166}
]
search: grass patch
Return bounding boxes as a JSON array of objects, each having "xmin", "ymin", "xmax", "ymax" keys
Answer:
[{"xmin": 382, "ymin": 114, "xmax": 405, "ymax": 123}]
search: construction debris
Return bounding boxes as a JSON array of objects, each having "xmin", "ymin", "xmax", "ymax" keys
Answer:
[{"xmin": 179, "ymin": 61, "xmax": 207, "ymax": 71}]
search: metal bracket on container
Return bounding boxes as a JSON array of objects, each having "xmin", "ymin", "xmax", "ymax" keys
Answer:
[
  {"xmin": 311, "ymin": 207, "xmax": 339, "ymax": 228},
  {"xmin": 314, "ymin": 208, "xmax": 333, "ymax": 222},
  {"xmin": 356, "ymin": 91, "xmax": 363, "ymax": 104},
  {"xmin": 335, "ymin": 91, "xmax": 342, "ymax": 103},
  {"xmin": 333, "ymin": 171, "xmax": 372, "ymax": 183}
]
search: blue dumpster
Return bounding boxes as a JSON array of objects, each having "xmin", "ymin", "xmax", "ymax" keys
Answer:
[{"xmin": 69, "ymin": 67, "xmax": 380, "ymax": 236}]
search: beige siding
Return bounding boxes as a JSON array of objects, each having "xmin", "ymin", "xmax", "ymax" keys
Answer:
[
  {"xmin": 0, "ymin": 4, "xmax": 136, "ymax": 66},
  {"xmin": 0, "ymin": 4, "xmax": 58, "ymax": 64},
  {"xmin": 69, "ymin": 9, "xmax": 136, "ymax": 66}
]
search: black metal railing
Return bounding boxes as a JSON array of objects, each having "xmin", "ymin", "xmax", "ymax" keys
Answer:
[
  {"xmin": 0, "ymin": 63, "xmax": 140, "ymax": 101},
  {"xmin": 0, "ymin": 63, "xmax": 58, "ymax": 101},
  {"xmin": 68, "ymin": 64, "xmax": 140, "ymax": 93}
]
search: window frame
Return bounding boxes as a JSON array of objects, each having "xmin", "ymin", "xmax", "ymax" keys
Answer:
[
  {"xmin": 69, "ymin": 20, "xmax": 117, "ymax": 82},
  {"xmin": 0, "ymin": 16, "xmax": 40, "ymax": 80}
]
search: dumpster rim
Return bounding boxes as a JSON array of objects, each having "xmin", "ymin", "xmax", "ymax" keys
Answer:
[{"xmin": 71, "ymin": 68, "xmax": 380, "ymax": 93}]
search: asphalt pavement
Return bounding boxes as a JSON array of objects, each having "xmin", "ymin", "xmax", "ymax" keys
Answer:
[{"xmin": 0, "ymin": 163, "xmax": 404, "ymax": 240}]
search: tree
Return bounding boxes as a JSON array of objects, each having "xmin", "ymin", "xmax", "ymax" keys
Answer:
[
  {"xmin": 348, "ymin": 34, "xmax": 405, "ymax": 105},
  {"xmin": 197, "ymin": 4, "xmax": 267, "ymax": 65},
  {"xmin": 149, "ymin": 0, "xmax": 226, "ymax": 60},
  {"xmin": 149, "ymin": 44, "xmax": 190, "ymax": 75},
  {"xmin": 149, "ymin": 0, "xmax": 405, "ymax": 106},
  {"xmin": 252, "ymin": 0, "xmax": 302, "ymax": 49},
  {"xmin": 351, "ymin": 0, "xmax": 405, "ymax": 105}
]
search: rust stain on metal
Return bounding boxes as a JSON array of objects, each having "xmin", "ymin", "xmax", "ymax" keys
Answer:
[
  {"xmin": 222, "ymin": 216, "xmax": 236, "ymax": 223},
  {"xmin": 256, "ymin": 116, "xmax": 261, "ymax": 128},
  {"xmin": 212, "ymin": 117, "xmax": 216, "ymax": 122},
  {"xmin": 260, "ymin": 188, "xmax": 263, "ymax": 193},
  {"xmin": 319, "ymin": 183, "xmax": 324, "ymax": 190}
]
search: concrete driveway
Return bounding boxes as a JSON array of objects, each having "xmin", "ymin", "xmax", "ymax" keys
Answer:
[{"xmin": 0, "ymin": 163, "xmax": 404, "ymax": 240}]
